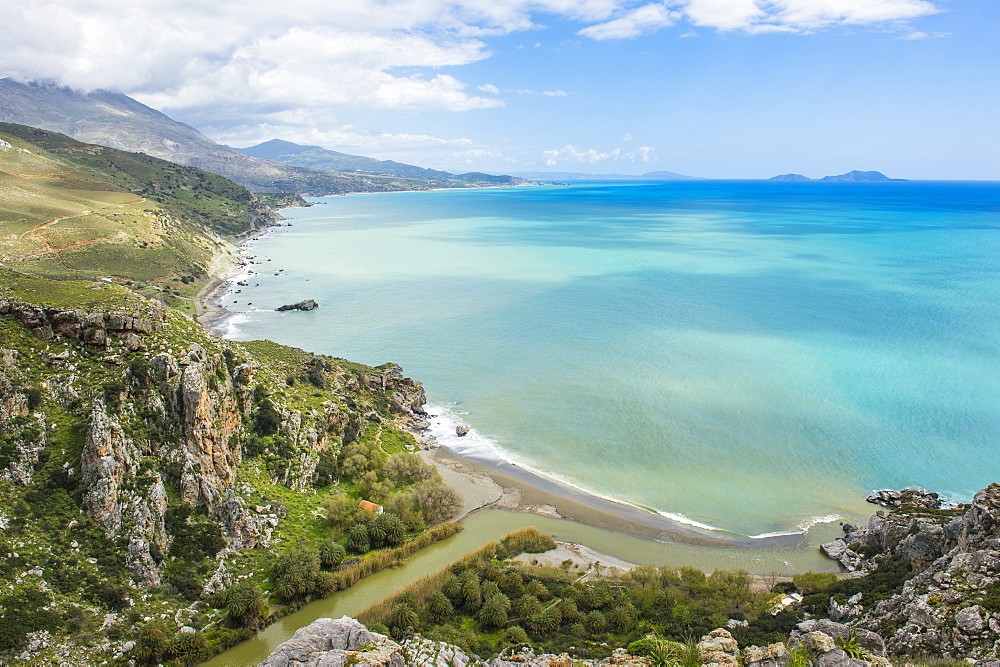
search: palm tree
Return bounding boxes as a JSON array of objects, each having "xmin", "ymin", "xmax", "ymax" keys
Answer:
[
  {"xmin": 222, "ymin": 581, "xmax": 267, "ymax": 628},
  {"xmin": 585, "ymin": 609, "xmax": 607, "ymax": 634},
  {"xmin": 318, "ymin": 539, "xmax": 346, "ymax": 568},
  {"xmin": 387, "ymin": 603, "xmax": 419, "ymax": 637},
  {"xmin": 425, "ymin": 591, "xmax": 454, "ymax": 623},
  {"xmin": 477, "ymin": 595, "xmax": 510, "ymax": 628}
]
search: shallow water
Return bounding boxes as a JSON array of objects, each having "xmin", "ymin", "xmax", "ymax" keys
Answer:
[{"xmin": 224, "ymin": 180, "xmax": 1000, "ymax": 537}]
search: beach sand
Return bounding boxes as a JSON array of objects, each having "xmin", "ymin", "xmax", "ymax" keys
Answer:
[{"xmin": 419, "ymin": 447, "xmax": 802, "ymax": 550}]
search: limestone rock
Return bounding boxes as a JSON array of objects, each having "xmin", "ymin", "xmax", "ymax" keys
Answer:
[
  {"xmin": 742, "ymin": 643, "xmax": 788, "ymax": 667},
  {"xmin": 866, "ymin": 487, "xmax": 944, "ymax": 510},
  {"xmin": 261, "ymin": 616, "xmax": 404, "ymax": 666},
  {"xmin": 697, "ymin": 628, "xmax": 740, "ymax": 665},
  {"xmin": 852, "ymin": 484, "xmax": 1000, "ymax": 660}
]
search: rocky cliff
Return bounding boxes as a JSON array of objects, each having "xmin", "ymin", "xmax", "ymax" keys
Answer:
[
  {"xmin": 0, "ymin": 275, "xmax": 429, "ymax": 662},
  {"xmin": 821, "ymin": 485, "xmax": 1000, "ymax": 661}
]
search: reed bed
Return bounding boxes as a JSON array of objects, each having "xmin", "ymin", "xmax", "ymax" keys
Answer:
[{"xmin": 329, "ymin": 521, "xmax": 463, "ymax": 591}]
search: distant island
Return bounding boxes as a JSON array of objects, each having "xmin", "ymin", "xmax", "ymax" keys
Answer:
[{"xmin": 770, "ymin": 170, "xmax": 907, "ymax": 182}]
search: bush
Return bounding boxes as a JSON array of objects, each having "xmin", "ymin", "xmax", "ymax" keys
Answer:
[
  {"xmin": 253, "ymin": 398, "xmax": 282, "ymax": 436},
  {"xmin": 314, "ymin": 449, "xmax": 339, "ymax": 486},
  {"xmin": 793, "ymin": 571, "xmax": 839, "ymax": 595},
  {"xmin": 0, "ymin": 588, "xmax": 62, "ymax": 653}
]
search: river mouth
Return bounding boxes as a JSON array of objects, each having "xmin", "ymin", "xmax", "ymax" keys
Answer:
[{"xmin": 203, "ymin": 508, "xmax": 848, "ymax": 666}]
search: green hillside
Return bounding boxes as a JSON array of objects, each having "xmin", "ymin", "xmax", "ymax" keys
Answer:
[{"xmin": 0, "ymin": 123, "xmax": 276, "ymax": 311}]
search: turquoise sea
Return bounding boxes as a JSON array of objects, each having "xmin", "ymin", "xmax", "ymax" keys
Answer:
[{"xmin": 222, "ymin": 180, "xmax": 1000, "ymax": 538}]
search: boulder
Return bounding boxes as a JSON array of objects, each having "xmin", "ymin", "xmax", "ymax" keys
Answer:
[
  {"xmin": 261, "ymin": 616, "xmax": 405, "ymax": 666},
  {"xmin": 697, "ymin": 628, "xmax": 740, "ymax": 665}
]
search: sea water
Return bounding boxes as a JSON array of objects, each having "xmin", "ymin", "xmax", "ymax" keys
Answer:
[{"xmin": 221, "ymin": 180, "xmax": 1000, "ymax": 537}]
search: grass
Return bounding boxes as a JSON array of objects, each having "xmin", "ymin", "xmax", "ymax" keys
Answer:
[{"xmin": 1, "ymin": 123, "xmax": 265, "ymax": 290}]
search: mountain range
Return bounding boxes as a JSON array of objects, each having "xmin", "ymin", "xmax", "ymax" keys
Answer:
[
  {"xmin": 507, "ymin": 170, "xmax": 696, "ymax": 181},
  {"xmin": 0, "ymin": 78, "xmax": 524, "ymax": 194}
]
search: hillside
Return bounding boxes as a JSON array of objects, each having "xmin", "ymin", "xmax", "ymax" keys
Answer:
[
  {"xmin": 0, "ymin": 122, "xmax": 466, "ymax": 663},
  {"xmin": 0, "ymin": 122, "xmax": 276, "ymax": 308},
  {"xmin": 0, "ymin": 270, "xmax": 453, "ymax": 663},
  {"xmin": 0, "ymin": 79, "xmax": 525, "ymax": 194}
]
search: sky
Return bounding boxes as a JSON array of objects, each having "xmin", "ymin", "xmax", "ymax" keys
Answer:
[{"xmin": 2, "ymin": 0, "xmax": 998, "ymax": 178}]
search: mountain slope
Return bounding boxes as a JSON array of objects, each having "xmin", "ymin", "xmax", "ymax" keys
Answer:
[
  {"xmin": 236, "ymin": 139, "xmax": 457, "ymax": 181},
  {"xmin": 0, "ymin": 79, "xmax": 516, "ymax": 194},
  {"xmin": 0, "ymin": 122, "xmax": 274, "ymax": 298},
  {"xmin": 235, "ymin": 139, "xmax": 526, "ymax": 186}
]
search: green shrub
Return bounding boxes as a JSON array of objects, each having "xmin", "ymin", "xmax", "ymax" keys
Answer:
[
  {"xmin": 793, "ymin": 571, "xmax": 838, "ymax": 595},
  {"xmin": 0, "ymin": 588, "xmax": 62, "ymax": 653}
]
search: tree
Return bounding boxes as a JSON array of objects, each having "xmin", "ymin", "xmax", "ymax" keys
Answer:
[
  {"xmin": 272, "ymin": 549, "xmax": 324, "ymax": 602},
  {"xmin": 318, "ymin": 539, "xmax": 346, "ymax": 568},
  {"xmin": 458, "ymin": 571, "xmax": 483, "ymax": 610},
  {"xmin": 425, "ymin": 591, "xmax": 454, "ymax": 623},
  {"xmin": 346, "ymin": 523, "xmax": 370, "ymax": 554},
  {"xmin": 503, "ymin": 625, "xmax": 530, "ymax": 646},
  {"xmin": 608, "ymin": 602, "xmax": 637, "ymax": 633},
  {"xmin": 322, "ymin": 494, "xmax": 355, "ymax": 528},
  {"xmin": 478, "ymin": 594, "xmax": 510, "ymax": 628},
  {"xmin": 414, "ymin": 477, "xmax": 461, "ymax": 525},
  {"xmin": 220, "ymin": 581, "xmax": 267, "ymax": 629},
  {"xmin": 524, "ymin": 579, "xmax": 550, "ymax": 600},
  {"xmin": 387, "ymin": 603, "xmax": 419, "ymax": 637},
  {"xmin": 585, "ymin": 609, "xmax": 607, "ymax": 634},
  {"xmin": 385, "ymin": 492, "xmax": 421, "ymax": 530},
  {"xmin": 384, "ymin": 452, "xmax": 434, "ymax": 485}
]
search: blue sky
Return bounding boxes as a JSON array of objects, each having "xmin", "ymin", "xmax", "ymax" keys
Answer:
[{"xmin": 2, "ymin": 0, "xmax": 998, "ymax": 178}]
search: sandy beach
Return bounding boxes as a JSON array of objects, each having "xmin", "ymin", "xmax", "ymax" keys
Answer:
[{"xmin": 419, "ymin": 445, "xmax": 807, "ymax": 550}]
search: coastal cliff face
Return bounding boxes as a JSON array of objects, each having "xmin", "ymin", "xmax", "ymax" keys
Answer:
[
  {"xmin": 848, "ymin": 485, "xmax": 1000, "ymax": 660},
  {"xmin": 820, "ymin": 486, "xmax": 1000, "ymax": 661},
  {"xmin": 0, "ymin": 276, "xmax": 428, "ymax": 662}
]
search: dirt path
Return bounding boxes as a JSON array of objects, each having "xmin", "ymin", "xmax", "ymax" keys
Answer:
[{"xmin": 18, "ymin": 196, "xmax": 146, "ymax": 239}]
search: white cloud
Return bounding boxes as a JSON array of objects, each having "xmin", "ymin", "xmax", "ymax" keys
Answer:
[
  {"xmin": 579, "ymin": 3, "xmax": 679, "ymax": 39},
  {"xmin": 507, "ymin": 88, "xmax": 570, "ymax": 96},
  {"xmin": 577, "ymin": 0, "xmax": 942, "ymax": 39},
  {"xmin": 477, "ymin": 83, "xmax": 501, "ymax": 94},
  {"xmin": 542, "ymin": 144, "xmax": 655, "ymax": 165},
  {"xmin": 0, "ymin": 0, "xmax": 630, "ymax": 114}
]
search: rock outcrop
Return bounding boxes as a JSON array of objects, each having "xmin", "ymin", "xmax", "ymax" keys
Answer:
[
  {"xmin": 865, "ymin": 487, "xmax": 947, "ymax": 510},
  {"xmin": 852, "ymin": 484, "xmax": 1000, "ymax": 661},
  {"xmin": 261, "ymin": 616, "xmax": 405, "ymax": 667},
  {"xmin": 276, "ymin": 299, "xmax": 319, "ymax": 312}
]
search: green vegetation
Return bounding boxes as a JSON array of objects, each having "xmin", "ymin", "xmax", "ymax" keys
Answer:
[{"xmin": 0, "ymin": 262, "xmax": 465, "ymax": 663}]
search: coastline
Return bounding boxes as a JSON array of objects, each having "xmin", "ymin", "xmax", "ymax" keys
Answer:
[
  {"xmin": 191, "ymin": 207, "xmax": 838, "ymax": 556},
  {"xmin": 421, "ymin": 445, "xmax": 803, "ymax": 549}
]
